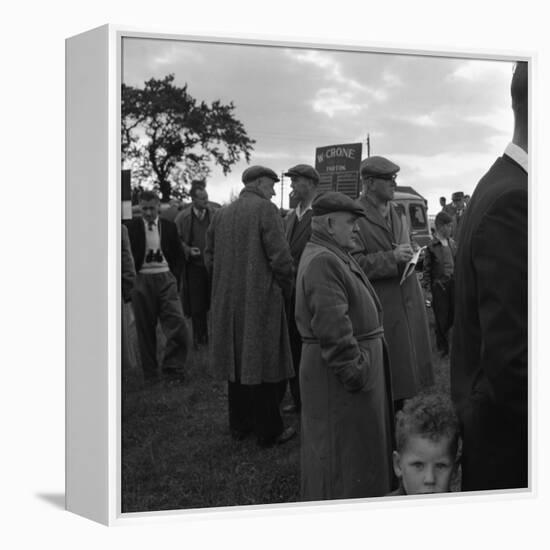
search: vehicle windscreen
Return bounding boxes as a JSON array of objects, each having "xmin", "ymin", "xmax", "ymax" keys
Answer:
[{"xmin": 409, "ymin": 203, "xmax": 427, "ymax": 230}]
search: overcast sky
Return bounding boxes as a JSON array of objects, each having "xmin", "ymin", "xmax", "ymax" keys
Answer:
[{"xmin": 122, "ymin": 37, "xmax": 516, "ymax": 214}]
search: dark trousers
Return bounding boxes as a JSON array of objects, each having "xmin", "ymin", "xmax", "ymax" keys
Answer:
[
  {"xmin": 280, "ymin": 292, "xmax": 302, "ymax": 409},
  {"xmin": 432, "ymin": 279, "xmax": 454, "ymax": 354},
  {"xmin": 132, "ymin": 272, "xmax": 189, "ymax": 380},
  {"xmin": 191, "ymin": 312, "xmax": 208, "ymax": 345},
  {"xmin": 228, "ymin": 380, "xmax": 284, "ymax": 446}
]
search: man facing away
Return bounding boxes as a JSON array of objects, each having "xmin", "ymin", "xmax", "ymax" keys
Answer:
[
  {"xmin": 124, "ymin": 190, "xmax": 189, "ymax": 384},
  {"xmin": 281, "ymin": 163, "xmax": 320, "ymax": 414},
  {"xmin": 451, "ymin": 61, "xmax": 528, "ymax": 491},
  {"xmin": 205, "ymin": 165, "xmax": 296, "ymax": 447},
  {"xmin": 352, "ymin": 156, "xmax": 434, "ymax": 409},
  {"xmin": 174, "ymin": 186, "xmax": 214, "ymax": 348}
]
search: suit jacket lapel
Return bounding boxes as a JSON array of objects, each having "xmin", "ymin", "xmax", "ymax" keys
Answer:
[{"xmin": 136, "ymin": 219, "xmax": 146, "ymax": 261}]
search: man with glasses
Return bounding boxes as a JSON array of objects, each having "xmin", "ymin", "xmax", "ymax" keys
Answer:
[{"xmin": 352, "ymin": 156, "xmax": 434, "ymax": 410}]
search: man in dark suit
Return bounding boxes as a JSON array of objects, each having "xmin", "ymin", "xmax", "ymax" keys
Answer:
[
  {"xmin": 125, "ymin": 190, "xmax": 189, "ymax": 383},
  {"xmin": 451, "ymin": 61, "xmax": 528, "ymax": 491},
  {"xmin": 174, "ymin": 186, "xmax": 215, "ymax": 348},
  {"xmin": 282, "ymin": 164, "xmax": 320, "ymax": 413}
]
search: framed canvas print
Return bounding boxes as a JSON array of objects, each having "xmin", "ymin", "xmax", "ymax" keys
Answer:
[{"xmin": 66, "ymin": 24, "xmax": 532, "ymax": 525}]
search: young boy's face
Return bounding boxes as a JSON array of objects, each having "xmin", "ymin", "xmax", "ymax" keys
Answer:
[
  {"xmin": 393, "ymin": 434, "xmax": 455, "ymax": 494},
  {"xmin": 437, "ymin": 222, "xmax": 453, "ymax": 240}
]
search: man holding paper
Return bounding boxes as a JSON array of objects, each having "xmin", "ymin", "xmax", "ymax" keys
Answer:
[{"xmin": 352, "ymin": 156, "xmax": 434, "ymax": 408}]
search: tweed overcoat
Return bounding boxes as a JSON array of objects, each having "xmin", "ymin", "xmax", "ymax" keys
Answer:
[
  {"xmin": 295, "ymin": 231, "xmax": 394, "ymax": 501},
  {"xmin": 352, "ymin": 196, "xmax": 434, "ymax": 401},
  {"xmin": 204, "ymin": 188, "xmax": 295, "ymax": 385},
  {"xmin": 451, "ymin": 153, "xmax": 527, "ymax": 490}
]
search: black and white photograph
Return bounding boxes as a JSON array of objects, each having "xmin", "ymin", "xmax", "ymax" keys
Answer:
[
  {"xmin": 119, "ymin": 36, "xmax": 528, "ymax": 512},
  {"xmin": 6, "ymin": 0, "xmax": 549, "ymax": 546}
]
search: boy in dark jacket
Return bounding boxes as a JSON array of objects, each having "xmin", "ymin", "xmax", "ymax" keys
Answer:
[{"xmin": 423, "ymin": 211, "xmax": 456, "ymax": 356}]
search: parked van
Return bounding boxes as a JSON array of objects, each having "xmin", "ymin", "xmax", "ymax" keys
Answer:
[{"xmin": 392, "ymin": 190, "xmax": 431, "ymax": 248}]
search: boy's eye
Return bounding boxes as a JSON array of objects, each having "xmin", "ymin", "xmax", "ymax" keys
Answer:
[
  {"xmin": 436, "ymin": 462, "xmax": 451, "ymax": 470},
  {"xmin": 411, "ymin": 462, "xmax": 424, "ymax": 470}
]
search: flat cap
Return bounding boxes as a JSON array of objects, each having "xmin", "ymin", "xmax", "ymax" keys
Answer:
[
  {"xmin": 242, "ymin": 165, "xmax": 280, "ymax": 184},
  {"xmin": 284, "ymin": 164, "xmax": 320, "ymax": 184},
  {"xmin": 451, "ymin": 191, "xmax": 464, "ymax": 201},
  {"xmin": 312, "ymin": 191, "xmax": 366, "ymax": 218},
  {"xmin": 360, "ymin": 155, "xmax": 400, "ymax": 179}
]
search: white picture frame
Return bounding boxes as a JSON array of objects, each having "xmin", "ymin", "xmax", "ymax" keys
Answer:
[{"xmin": 65, "ymin": 24, "xmax": 533, "ymax": 526}]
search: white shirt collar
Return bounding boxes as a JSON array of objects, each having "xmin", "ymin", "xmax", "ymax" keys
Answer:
[
  {"xmin": 193, "ymin": 206, "xmax": 206, "ymax": 219},
  {"xmin": 143, "ymin": 216, "xmax": 159, "ymax": 229},
  {"xmin": 504, "ymin": 142, "xmax": 528, "ymax": 173},
  {"xmin": 295, "ymin": 201, "xmax": 313, "ymax": 221}
]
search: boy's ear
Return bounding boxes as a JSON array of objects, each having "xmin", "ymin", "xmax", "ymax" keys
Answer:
[{"xmin": 392, "ymin": 450, "xmax": 402, "ymax": 478}]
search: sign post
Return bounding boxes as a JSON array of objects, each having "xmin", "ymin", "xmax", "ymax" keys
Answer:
[{"xmin": 314, "ymin": 142, "xmax": 363, "ymax": 199}]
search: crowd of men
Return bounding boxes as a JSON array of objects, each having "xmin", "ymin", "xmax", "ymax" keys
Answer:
[{"xmin": 121, "ymin": 61, "xmax": 527, "ymax": 500}]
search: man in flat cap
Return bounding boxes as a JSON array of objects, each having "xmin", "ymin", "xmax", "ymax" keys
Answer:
[
  {"xmin": 295, "ymin": 191, "xmax": 394, "ymax": 500},
  {"xmin": 204, "ymin": 165, "xmax": 296, "ymax": 447},
  {"xmin": 352, "ymin": 156, "xmax": 434, "ymax": 410},
  {"xmin": 280, "ymin": 163, "xmax": 320, "ymax": 414},
  {"xmin": 174, "ymin": 185, "xmax": 215, "ymax": 348},
  {"xmin": 451, "ymin": 61, "xmax": 528, "ymax": 491},
  {"xmin": 444, "ymin": 191, "xmax": 466, "ymax": 240}
]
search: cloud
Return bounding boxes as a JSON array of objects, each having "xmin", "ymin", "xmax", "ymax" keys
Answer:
[
  {"xmin": 382, "ymin": 70, "xmax": 403, "ymax": 87},
  {"xmin": 286, "ymin": 49, "xmax": 389, "ymax": 117},
  {"xmin": 448, "ymin": 59, "xmax": 513, "ymax": 82},
  {"xmin": 312, "ymin": 89, "xmax": 365, "ymax": 117},
  {"xmin": 465, "ymin": 107, "xmax": 513, "ymax": 135},
  {"xmin": 392, "ymin": 113, "xmax": 439, "ymax": 127},
  {"xmin": 289, "ymin": 50, "xmax": 368, "ymax": 92}
]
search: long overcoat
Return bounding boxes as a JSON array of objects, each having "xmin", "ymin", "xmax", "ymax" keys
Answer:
[
  {"xmin": 295, "ymin": 231, "xmax": 394, "ymax": 501},
  {"xmin": 174, "ymin": 205, "xmax": 215, "ymax": 316},
  {"xmin": 352, "ymin": 196, "xmax": 434, "ymax": 401},
  {"xmin": 204, "ymin": 188, "xmax": 295, "ymax": 385}
]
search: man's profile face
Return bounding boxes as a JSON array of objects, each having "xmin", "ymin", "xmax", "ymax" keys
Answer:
[
  {"xmin": 140, "ymin": 198, "xmax": 160, "ymax": 223},
  {"xmin": 290, "ymin": 175, "xmax": 313, "ymax": 203},
  {"xmin": 329, "ymin": 212, "xmax": 359, "ymax": 251},
  {"xmin": 257, "ymin": 177, "xmax": 276, "ymax": 200},
  {"xmin": 368, "ymin": 176, "xmax": 396, "ymax": 202},
  {"xmin": 192, "ymin": 189, "xmax": 208, "ymax": 211}
]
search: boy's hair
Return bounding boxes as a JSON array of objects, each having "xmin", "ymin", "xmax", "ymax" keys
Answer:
[
  {"xmin": 395, "ymin": 393, "xmax": 460, "ymax": 458},
  {"xmin": 139, "ymin": 190, "xmax": 160, "ymax": 203},
  {"xmin": 435, "ymin": 211, "xmax": 453, "ymax": 228}
]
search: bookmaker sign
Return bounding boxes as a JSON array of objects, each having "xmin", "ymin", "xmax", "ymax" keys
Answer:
[{"xmin": 315, "ymin": 142, "xmax": 363, "ymax": 198}]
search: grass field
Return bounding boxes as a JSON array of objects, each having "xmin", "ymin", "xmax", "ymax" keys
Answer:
[{"xmin": 121, "ymin": 309, "xmax": 451, "ymax": 513}]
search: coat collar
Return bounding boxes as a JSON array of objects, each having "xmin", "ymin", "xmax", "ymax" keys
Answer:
[
  {"xmin": 240, "ymin": 186, "xmax": 269, "ymax": 201},
  {"xmin": 358, "ymin": 195, "xmax": 393, "ymax": 234},
  {"xmin": 310, "ymin": 230, "xmax": 383, "ymax": 313}
]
